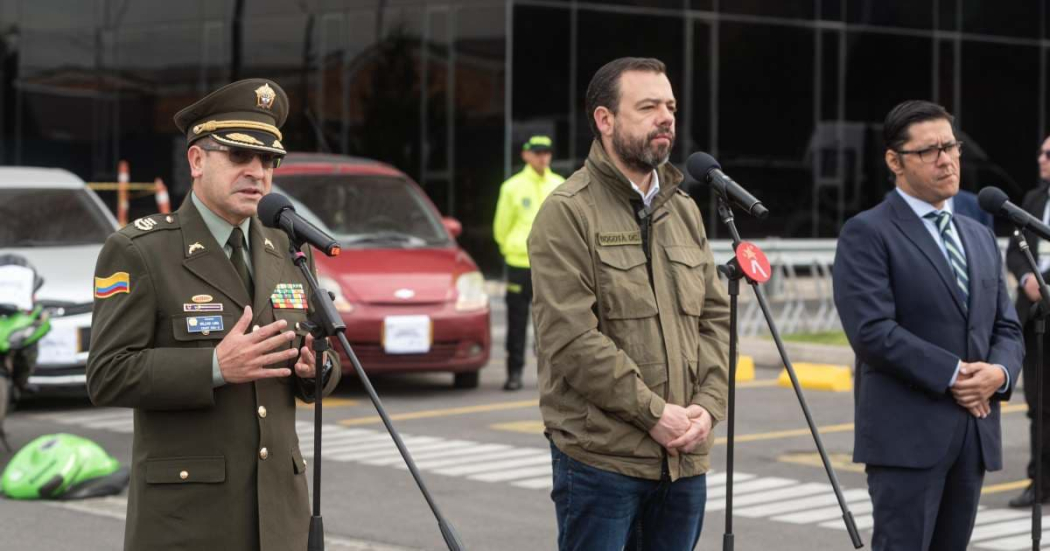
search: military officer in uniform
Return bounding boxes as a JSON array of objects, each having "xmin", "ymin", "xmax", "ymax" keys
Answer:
[{"xmin": 87, "ymin": 78, "xmax": 341, "ymax": 551}]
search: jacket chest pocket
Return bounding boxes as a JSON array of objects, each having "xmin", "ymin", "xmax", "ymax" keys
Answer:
[
  {"xmin": 595, "ymin": 246, "xmax": 658, "ymax": 320},
  {"xmin": 170, "ymin": 313, "xmax": 234, "ymax": 347},
  {"xmin": 664, "ymin": 246, "xmax": 707, "ymax": 317}
]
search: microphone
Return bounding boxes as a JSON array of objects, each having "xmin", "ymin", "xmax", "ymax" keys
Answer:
[
  {"xmin": 977, "ymin": 186, "xmax": 1050, "ymax": 242},
  {"xmin": 257, "ymin": 193, "xmax": 342, "ymax": 256},
  {"xmin": 686, "ymin": 152, "xmax": 769, "ymax": 219}
]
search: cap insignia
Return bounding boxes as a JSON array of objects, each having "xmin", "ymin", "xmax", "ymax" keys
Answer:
[{"xmin": 255, "ymin": 84, "xmax": 276, "ymax": 110}]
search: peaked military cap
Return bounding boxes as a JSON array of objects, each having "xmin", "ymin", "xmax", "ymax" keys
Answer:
[{"xmin": 174, "ymin": 78, "xmax": 289, "ymax": 155}]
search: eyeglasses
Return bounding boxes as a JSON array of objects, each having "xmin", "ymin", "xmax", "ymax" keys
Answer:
[
  {"xmin": 896, "ymin": 141, "xmax": 963, "ymax": 164},
  {"xmin": 198, "ymin": 143, "xmax": 283, "ymax": 169}
]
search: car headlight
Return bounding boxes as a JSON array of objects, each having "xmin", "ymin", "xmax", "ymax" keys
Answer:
[
  {"xmin": 318, "ymin": 275, "xmax": 354, "ymax": 313},
  {"xmin": 455, "ymin": 271, "xmax": 488, "ymax": 312}
]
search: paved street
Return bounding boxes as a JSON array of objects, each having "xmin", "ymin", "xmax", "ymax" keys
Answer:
[{"xmin": 0, "ymin": 296, "xmax": 1042, "ymax": 550}]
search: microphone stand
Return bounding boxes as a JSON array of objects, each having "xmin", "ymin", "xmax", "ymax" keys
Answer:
[
  {"xmin": 286, "ymin": 243, "xmax": 465, "ymax": 551},
  {"xmin": 713, "ymin": 194, "xmax": 863, "ymax": 550},
  {"xmin": 1010, "ymin": 228, "xmax": 1050, "ymax": 551}
]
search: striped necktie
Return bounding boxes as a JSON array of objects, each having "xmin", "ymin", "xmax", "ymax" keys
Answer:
[{"xmin": 923, "ymin": 210, "xmax": 969, "ymax": 305}]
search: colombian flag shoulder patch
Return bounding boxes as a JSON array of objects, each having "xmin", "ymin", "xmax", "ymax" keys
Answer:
[{"xmin": 95, "ymin": 272, "xmax": 130, "ymax": 299}]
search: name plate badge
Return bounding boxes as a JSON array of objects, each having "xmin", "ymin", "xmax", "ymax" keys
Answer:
[
  {"xmin": 382, "ymin": 315, "xmax": 432, "ymax": 354},
  {"xmin": 187, "ymin": 316, "xmax": 224, "ymax": 334}
]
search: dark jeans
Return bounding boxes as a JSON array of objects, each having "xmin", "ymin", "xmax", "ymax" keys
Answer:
[
  {"xmin": 505, "ymin": 265, "xmax": 532, "ymax": 375},
  {"xmin": 550, "ymin": 442, "xmax": 707, "ymax": 551},
  {"xmin": 1023, "ymin": 323, "xmax": 1050, "ymax": 490}
]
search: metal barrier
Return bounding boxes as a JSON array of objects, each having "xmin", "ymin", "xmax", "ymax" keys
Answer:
[
  {"xmin": 88, "ymin": 160, "xmax": 171, "ymax": 226},
  {"xmin": 711, "ymin": 238, "xmax": 1015, "ymax": 338}
]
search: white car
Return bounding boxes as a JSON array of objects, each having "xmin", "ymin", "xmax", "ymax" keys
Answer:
[{"xmin": 0, "ymin": 167, "xmax": 118, "ymax": 396}]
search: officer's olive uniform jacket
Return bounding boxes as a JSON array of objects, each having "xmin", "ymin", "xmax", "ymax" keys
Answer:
[
  {"xmin": 529, "ymin": 141, "xmax": 730, "ymax": 481},
  {"xmin": 87, "ymin": 198, "xmax": 341, "ymax": 551}
]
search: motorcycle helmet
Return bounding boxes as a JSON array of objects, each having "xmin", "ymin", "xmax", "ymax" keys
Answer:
[{"xmin": 1, "ymin": 433, "xmax": 129, "ymax": 500}]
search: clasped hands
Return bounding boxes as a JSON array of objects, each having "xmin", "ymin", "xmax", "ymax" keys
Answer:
[
  {"xmin": 648, "ymin": 404, "xmax": 712, "ymax": 457},
  {"xmin": 951, "ymin": 361, "xmax": 1006, "ymax": 419}
]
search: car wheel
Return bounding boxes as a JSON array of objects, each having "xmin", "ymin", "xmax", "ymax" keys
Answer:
[{"xmin": 453, "ymin": 371, "xmax": 479, "ymax": 389}]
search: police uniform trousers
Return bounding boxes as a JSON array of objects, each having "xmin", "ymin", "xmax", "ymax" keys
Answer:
[{"xmin": 504, "ymin": 265, "xmax": 532, "ymax": 376}]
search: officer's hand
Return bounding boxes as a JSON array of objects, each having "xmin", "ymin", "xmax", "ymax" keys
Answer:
[
  {"xmin": 294, "ymin": 334, "xmax": 317, "ymax": 378},
  {"xmin": 666, "ymin": 406, "xmax": 713, "ymax": 454},
  {"xmin": 1025, "ymin": 273, "xmax": 1042, "ymax": 302},
  {"xmin": 216, "ymin": 306, "xmax": 298, "ymax": 384},
  {"xmin": 649, "ymin": 404, "xmax": 691, "ymax": 457}
]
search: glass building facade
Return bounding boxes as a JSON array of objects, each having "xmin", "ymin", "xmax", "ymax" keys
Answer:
[{"xmin": 0, "ymin": 0, "xmax": 1047, "ymax": 273}]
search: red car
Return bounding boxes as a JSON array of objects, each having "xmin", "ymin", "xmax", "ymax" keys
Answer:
[{"xmin": 272, "ymin": 154, "xmax": 490, "ymax": 388}]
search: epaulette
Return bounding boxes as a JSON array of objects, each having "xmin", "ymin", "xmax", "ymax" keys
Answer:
[
  {"xmin": 119, "ymin": 213, "xmax": 181, "ymax": 239},
  {"xmin": 675, "ymin": 188, "xmax": 691, "ymax": 197},
  {"xmin": 552, "ymin": 173, "xmax": 590, "ymax": 197}
]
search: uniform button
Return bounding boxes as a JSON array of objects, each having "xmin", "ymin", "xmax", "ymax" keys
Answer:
[
  {"xmin": 253, "ymin": 324, "xmax": 260, "ymax": 333},
  {"xmin": 179, "ymin": 470, "xmax": 189, "ymax": 480},
  {"xmin": 202, "ymin": 330, "xmax": 210, "ymax": 336},
  {"xmin": 259, "ymin": 447, "xmax": 269, "ymax": 460},
  {"xmin": 258, "ymin": 406, "xmax": 267, "ymax": 418}
]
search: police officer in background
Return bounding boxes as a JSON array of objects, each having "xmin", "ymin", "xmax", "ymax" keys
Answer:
[
  {"xmin": 87, "ymin": 78, "xmax": 340, "ymax": 550},
  {"xmin": 493, "ymin": 135, "xmax": 564, "ymax": 391}
]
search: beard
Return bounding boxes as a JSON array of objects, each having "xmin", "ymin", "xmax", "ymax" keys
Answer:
[{"xmin": 611, "ymin": 122, "xmax": 674, "ymax": 173}]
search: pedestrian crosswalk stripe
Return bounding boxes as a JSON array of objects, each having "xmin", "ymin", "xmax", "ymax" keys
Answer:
[
  {"xmin": 470, "ymin": 464, "xmax": 552, "ymax": 483},
  {"xmin": 404, "ymin": 447, "xmax": 537, "ymax": 471},
  {"xmin": 970, "ymin": 516, "xmax": 1050, "ymax": 542},
  {"xmin": 973, "ymin": 509, "xmax": 1030, "ymax": 525},
  {"xmin": 707, "ymin": 476, "xmax": 796, "ymax": 499},
  {"xmin": 511, "ymin": 476, "xmax": 554, "ymax": 490},
  {"xmin": 432, "ymin": 454, "xmax": 550, "ymax": 477},
  {"xmin": 364, "ymin": 444, "xmax": 510, "ymax": 467},
  {"xmin": 707, "ymin": 483, "xmax": 830, "ymax": 512},
  {"xmin": 773, "ymin": 499, "xmax": 873, "ymax": 524},
  {"xmin": 734, "ymin": 488, "xmax": 869, "ymax": 518},
  {"xmin": 36, "ymin": 408, "xmax": 1050, "ymax": 550}
]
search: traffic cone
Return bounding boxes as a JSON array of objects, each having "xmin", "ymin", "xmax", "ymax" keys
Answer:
[
  {"xmin": 154, "ymin": 178, "xmax": 171, "ymax": 214},
  {"xmin": 117, "ymin": 160, "xmax": 130, "ymax": 226}
]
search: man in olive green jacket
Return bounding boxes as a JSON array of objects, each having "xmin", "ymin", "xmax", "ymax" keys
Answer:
[
  {"xmin": 87, "ymin": 79, "xmax": 340, "ymax": 551},
  {"xmin": 529, "ymin": 57, "xmax": 729, "ymax": 550}
]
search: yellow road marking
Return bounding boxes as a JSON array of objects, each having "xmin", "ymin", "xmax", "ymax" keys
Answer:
[
  {"xmin": 491, "ymin": 420, "xmax": 545, "ymax": 434},
  {"xmin": 296, "ymin": 398, "xmax": 358, "ymax": 408},
  {"xmin": 714, "ymin": 423, "xmax": 856, "ymax": 445},
  {"xmin": 982, "ymin": 480, "xmax": 1031, "ymax": 495},
  {"xmin": 339, "ymin": 399, "xmax": 538, "ymax": 426},
  {"xmin": 778, "ymin": 452, "xmax": 865, "ymax": 473},
  {"xmin": 737, "ymin": 379, "xmax": 781, "ymax": 388}
]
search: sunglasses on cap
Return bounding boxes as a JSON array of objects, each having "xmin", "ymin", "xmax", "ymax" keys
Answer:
[{"xmin": 198, "ymin": 143, "xmax": 283, "ymax": 169}]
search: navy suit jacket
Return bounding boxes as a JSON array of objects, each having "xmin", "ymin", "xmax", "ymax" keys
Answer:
[{"xmin": 833, "ymin": 191, "xmax": 1024, "ymax": 471}]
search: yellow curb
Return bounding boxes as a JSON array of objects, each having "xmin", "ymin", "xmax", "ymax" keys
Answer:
[
  {"xmin": 778, "ymin": 363, "xmax": 853, "ymax": 392},
  {"xmin": 736, "ymin": 355, "xmax": 755, "ymax": 382}
]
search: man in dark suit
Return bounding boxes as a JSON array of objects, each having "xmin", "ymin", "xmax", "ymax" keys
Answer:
[
  {"xmin": 1005, "ymin": 134, "xmax": 1050, "ymax": 507},
  {"xmin": 88, "ymin": 79, "xmax": 341, "ymax": 550},
  {"xmin": 833, "ymin": 100, "xmax": 1023, "ymax": 550}
]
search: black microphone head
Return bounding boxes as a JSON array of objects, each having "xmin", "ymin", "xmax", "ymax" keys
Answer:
[
  {"xmin": 686, "ymin": 152, "xmax": 721, "ymax": 181},
  {"xmin": 257, "ymin": 193, "xmax": 294, "ymax": 228},
  {"xmin": 977, "ymin": 186, "xmax": 1009, "ymax": 214}
]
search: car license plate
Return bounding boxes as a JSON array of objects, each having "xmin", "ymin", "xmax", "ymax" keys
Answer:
[
  {"xmin": 383, "ymin": 315, "xmax": 432, "ymax": 354},
  {"xmin": 37, "ymin": 325, "xmax": 78, "ymax": 365}
]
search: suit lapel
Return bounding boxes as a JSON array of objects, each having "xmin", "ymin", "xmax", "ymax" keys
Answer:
[
  {"xmin": 249, "ymin": 218, "xmax": 286, "ymax": 322},
  {"xmin": 179, "ymin": 200, "xmax": 251, "ymax": 308},
  {"xmin": 887, "ymin": 193, "xmax": 967, "ymax": 317}
]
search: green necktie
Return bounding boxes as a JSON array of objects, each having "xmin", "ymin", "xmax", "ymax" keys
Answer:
[
  {"xmin": 923, "ymin": 210, "xmax": 969, "ymax": 306},
  {"xmin": 228, "ymin": 227, "xmax": 254, "ymax": 297}
]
